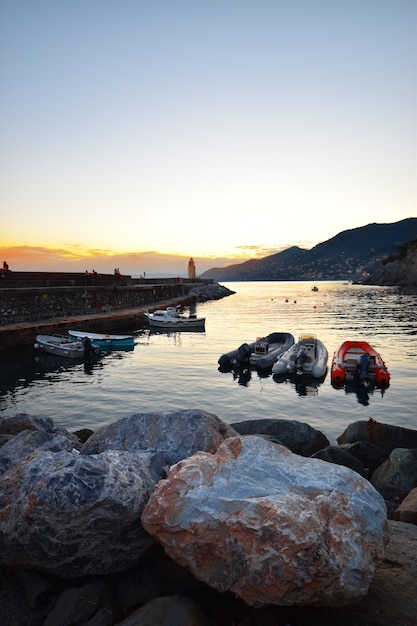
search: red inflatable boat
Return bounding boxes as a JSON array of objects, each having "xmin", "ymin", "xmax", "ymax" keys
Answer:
[{"xmin": 330, "ymin": 340, "xmax": 390, "ymax": 388}]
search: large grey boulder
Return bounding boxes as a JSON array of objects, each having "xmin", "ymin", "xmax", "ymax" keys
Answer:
[
  {"xmin": 142, "ymin": 435, "xmax": 388, "ymax": 608},
  {"xmin": 0, "ymin": 429, "xmax": 77, "ymax": 475},
  {"xmin": 231, "ymin": 418, "xmax": 329, "ymax": 456},
  {"xmin": 371, "ymin": 448, "xmax": 417, "ymax": 493},
  {"xmin": 81, "ymin": 409, "xmax": 237, "ymax": 480},
  {"xmin": 0, "ymin": 449, "xmax": 155, "ymax": 578}
]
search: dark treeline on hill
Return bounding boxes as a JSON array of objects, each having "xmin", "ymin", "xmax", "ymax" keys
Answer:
[{"xmin": 200, "ymin": 218, "xmax": 417, "ymax": 282}]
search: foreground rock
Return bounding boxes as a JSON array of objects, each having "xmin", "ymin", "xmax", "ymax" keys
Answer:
[
  {"xmin": 0, "ymin": 521, "xmax": 416, "ymax": 626},
  {"xmin": 337, "ymin": 418, "xmax": 417, "ymax": 452},
  {"xmin": 142, "ymin": 435, "xmax": 388, "ymax": 608},
  {"xmin": 81, "ymin": 409, "xmax": 238, "ymax": 480},
  {"xmin": 231, "ymin": 418, "xmax": 329, "ymax": 456},
  {"xmin": 0, "ymin": 449, "xmax": 155, "ymax": 577},
  {"xmin": 1, "ymin": 412, "xmax": 416, "ymax": 624},
  {"xmin": 0, "ymin": 409, "xmax": 237, "ymax": 578}
]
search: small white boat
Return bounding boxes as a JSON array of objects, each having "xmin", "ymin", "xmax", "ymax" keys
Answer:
[
  {"xmin": 144, "ymin": 306, "xmax": 205, "ymax": 330},
  {"xmin": 34, "ymin": 335, "xmax": 95, "ymax": 359},
  {"xmin": 218, "ymin": 332, "xmax": 295, "ymax": 371},
  {"xmin": 68, "ymin": 330, "xmax": 134, "ymax": 350},
  {"xmin": 272, "ymin": 334, "xmax": 328, "ymax": 378}
]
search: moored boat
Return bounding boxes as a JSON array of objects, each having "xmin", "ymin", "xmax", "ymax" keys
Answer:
[
  {"xmin": 34, "ymin": 335, "xmax": 98, "ymax": 359},
  {"xmin": 144, "ymin": 306, "xmax": 205, "ymax": 330},
  {"xmin": 272, "ymin": 334, "xmax": 328, "ymax": 378},
  {"xmin": 330, "ymin": 340, "xmax": 390, "ymax": 388},
  {"xmin": 218, "ymin": 332, "xmax": 295, "ymax": 371},
  {"xmin": 68, "ymin": 330, "xmax": 134, "ymax": 350}
]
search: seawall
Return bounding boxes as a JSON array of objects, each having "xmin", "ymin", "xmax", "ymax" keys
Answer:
[{"xmin": 0, "ymin": 272, "xmax": 233, "ymax": 350}]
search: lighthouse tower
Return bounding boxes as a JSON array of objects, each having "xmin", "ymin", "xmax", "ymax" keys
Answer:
[{"xmin": 188, "ymin": 257, "xmax": 196, "ymax": 280}]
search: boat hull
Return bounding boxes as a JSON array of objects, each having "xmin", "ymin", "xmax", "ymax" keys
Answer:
[
  {"xmin": 68, "ymin": 330, "xmax": 134, "ymax": 350},
  {"xmin": 331, "ymin": 340, "xmax": 390, "ymax": 388},
  {"xmin": 272, "ymin": 334, "xmax": 328, "ymax": 378},
  {"xmin": 218, "ymin": 332, "xmax": 295, "ymax": 371},
  {"xmin": 145, "ymin": 309, "xmax": 205, "ymax": 330},
  {"xmin": 35, "ymin": 335, "xmax": 86, "ymax": 359}
]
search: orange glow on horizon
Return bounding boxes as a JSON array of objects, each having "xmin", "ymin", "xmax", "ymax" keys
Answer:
[{"xmin": 0, "ymin": 243, "xmax": 258, "ymax": 276}]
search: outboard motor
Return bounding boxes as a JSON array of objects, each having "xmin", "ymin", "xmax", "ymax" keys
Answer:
[
  {"xmin": 235, "ymin": 343, "xmax": 251, "ymax": 370},
  {"xmin": 83, "ymin": 336, "xmax": 93, "ymax": 362},
  {"xmin": 295, "ymin": 348, "xmax": 307, "ymax": 375},
  {"xmin": 357, "ymin": 353, "xmax": 371, "ymax": 387}
]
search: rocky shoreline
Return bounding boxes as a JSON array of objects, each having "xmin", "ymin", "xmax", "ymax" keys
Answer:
[{"xmin": 0, "ymin": 411, "xmax": 416, "ymax": 625}]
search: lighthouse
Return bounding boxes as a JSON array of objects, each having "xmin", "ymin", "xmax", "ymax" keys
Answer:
[{"xmin": 188, "ymin": 257, "xmax": 196, "ymax": 280}]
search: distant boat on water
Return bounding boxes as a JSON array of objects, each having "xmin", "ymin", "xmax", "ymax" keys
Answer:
[{"xmin": 68, "ymin": 330, "xmax": 134, "ymax": 350}]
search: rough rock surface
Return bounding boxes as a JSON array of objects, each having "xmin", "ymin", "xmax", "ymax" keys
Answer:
[
  {"xmin": 142, "ymin": 435, "xmax": 388, "ymax": 608},
  {"xmin": 0, "ymin": 429, "xmax": 77, "ymax": 475},
  {"xmin": 339, "ymin": 440, "xmax": 389, "ymax": 474},
  {"xmin": 0, "ymin": 521, "xmax": 416, "ymax": 625},
  {"xmin": 394, "ymin": 487, "xmax": 417, "ymax": 524},
  {"xmin": 311, "ymin": 445, "xmax": 366, "ymax": 476},
  {"xmin": 0, "ymin": 413, "xmax": 57, "ymax": 436},
  {"xmin": 116, "ymin": 594, "xmax": 211, "ymax": 626},
  {"xmin": 81, "ymin": 409, "xmax": 238, "ymax": 480},
  {"xmin": 337, "ymin": 418, "xmax": 417, "ymax": 452},
  {"xmin": 0, "ymin": 449, "xmax": 155, "ymax": 577},
  {"xmin": 230, "ymin": 418, "xmax": 329, "ymax": 456},
  {"xmin": 371, "ymin": 448, "xmax": 417, "ymax": 493}
]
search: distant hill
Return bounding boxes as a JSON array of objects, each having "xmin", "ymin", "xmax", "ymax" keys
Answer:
[
  {"xmin": 200, "ymin": 219, "xmax": 417, "ymax": 282},
  {"xmin": 364, "ymin": 236, "xmax": 417, "ymax": 289}
]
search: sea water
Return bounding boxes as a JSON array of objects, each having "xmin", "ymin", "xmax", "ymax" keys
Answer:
[{"xmin": 0, "ymin": 281, "xmax": 416, "ymax": 444}]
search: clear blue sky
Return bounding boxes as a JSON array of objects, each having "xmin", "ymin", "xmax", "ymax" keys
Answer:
[{"xmin": 1, "ymin": 0, "xmax": 416, "ymax": 275}]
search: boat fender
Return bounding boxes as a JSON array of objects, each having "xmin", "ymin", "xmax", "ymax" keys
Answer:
[{"xmin": 34, "ymin": 343, "xmax": 39, "ymax": 349}]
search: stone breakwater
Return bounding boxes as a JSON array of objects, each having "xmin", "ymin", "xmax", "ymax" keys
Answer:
[
  {"xmin": 0, "ymin": 411, "xmax": 416, "ymax": 625},
  {"xmin": 0, "ymin": 282, "xmax": 235, "ymax": 349}
]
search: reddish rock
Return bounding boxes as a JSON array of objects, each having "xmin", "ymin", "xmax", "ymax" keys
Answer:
[
  {"xmin": 394, "ymin": 487, "xmax": 417, "ymax": 524},
  {"xmin": 142, "ymin": 435, "xmax": 388, "ymax": 608}
]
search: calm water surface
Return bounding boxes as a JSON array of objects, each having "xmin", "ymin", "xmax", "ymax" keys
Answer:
[{"xmin": 1, "ymin": 281, "xmax": 416, "ymax": 444}]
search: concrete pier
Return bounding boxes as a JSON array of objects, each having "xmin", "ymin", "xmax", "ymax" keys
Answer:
[{"xmin": 0, "ymin": 272, "xmax": 220, "ymax": 350}]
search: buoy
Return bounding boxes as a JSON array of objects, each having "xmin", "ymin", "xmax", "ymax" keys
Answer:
[{"xmin": 294, "ymin": 300, "xmax": 297, "ymax": 304}]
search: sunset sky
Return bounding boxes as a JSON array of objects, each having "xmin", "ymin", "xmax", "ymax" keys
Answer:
[{"xmin": 1, "ymin": 0, "xmax": 416, "ymax": 276}]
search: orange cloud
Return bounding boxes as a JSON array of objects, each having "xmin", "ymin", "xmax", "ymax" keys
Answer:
[{"xmin": 0, "ymin": 245, "xmax": 249, "ymax": 277}]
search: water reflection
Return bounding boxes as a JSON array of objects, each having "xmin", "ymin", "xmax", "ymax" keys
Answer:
[
  {"xmin": 148, "ymin": 327, "xmax": 205, "ymax": 336},
  {"xmin": 218, "ymin": 363, "xmax": 252, "ymax": 387},
  {"xmin": 272, "ymin": 372, "xmax": 327, "ymax": 396},
  {"xmin": 332, "ymin": 381, "xmax": 388, "ymax": 407},
  {"xmin": 0, "ymin": 345, "xmax": 106, "ymax": 404}
]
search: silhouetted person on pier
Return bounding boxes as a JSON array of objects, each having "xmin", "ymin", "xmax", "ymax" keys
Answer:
[{"xmin": 1, "ymin": 261, "xmax": 10, "ymax": 278}]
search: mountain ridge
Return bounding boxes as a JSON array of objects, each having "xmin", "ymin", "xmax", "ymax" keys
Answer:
[{"xmin": 200, "ymin": 219, "xmax": 417, "ymax": 282}]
